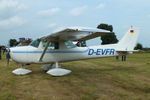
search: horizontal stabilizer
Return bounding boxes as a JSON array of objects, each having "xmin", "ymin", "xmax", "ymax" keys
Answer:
[{"xmin": 116, "ymin": 50, "xmax": 139, "ymax": 55}]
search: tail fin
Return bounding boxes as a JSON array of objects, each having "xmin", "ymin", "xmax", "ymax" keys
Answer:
[{"xmin": 117, "ymin": 27, "xmax": 140, "ymax": 51}]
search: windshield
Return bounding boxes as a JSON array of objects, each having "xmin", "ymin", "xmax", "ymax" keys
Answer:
[{"xmin": 30, "ymin": 39, "xmax": 40, "ymax": 48}]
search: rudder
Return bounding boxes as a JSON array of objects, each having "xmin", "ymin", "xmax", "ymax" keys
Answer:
[{"xmin": 117, "ymin": 27, "xmax": 140, "ymax": 51}]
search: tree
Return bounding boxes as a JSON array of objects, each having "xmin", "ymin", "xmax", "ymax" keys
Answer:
[
  {"xmin": 9, "ymin": 39, "xmax": 19, "ymax": 47},
  {"xmin": 134, "ymin": 43, "xmax": 143, "ymax": 50},
  {"xmin": 101, "ymin": 32, "xmax": 118, "ymax": 45},
  {"xmin": 97, "ymin": 23, "xmax": 118, "ymax": 45},
  {"xmin": 97, "ymin": 23, "xmax": 113, "ymax": 32},
  {"xmin": 107, "ymin": 25, "xmax": 113, "ymax": 32}
]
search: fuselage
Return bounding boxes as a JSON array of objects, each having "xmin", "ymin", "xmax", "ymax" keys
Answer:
[{"xmin": 10, "ymin": 43, "xmax": 119, "ymax": 64}]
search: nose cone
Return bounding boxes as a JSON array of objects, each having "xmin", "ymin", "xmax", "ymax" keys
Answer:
[
  {"xmin": 8, "ymin": 46, "xmax": 29, "ymax": 63},
  {"xmin": 8, "ymin": 47, "xmax": 21, "ymax": 62},
  {"xmin": 9, "ymin": 47, "xmax": 15, "ymax": 61}
]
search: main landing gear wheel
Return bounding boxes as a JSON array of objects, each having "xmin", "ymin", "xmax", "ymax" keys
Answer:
[
  {"xmin": 46, "ymin": 62, "xmax": 71, "ymax": 77},
  {"xmin": 12, "ymin": 64, "xmax": 32, "ymax": 75},
  {"xmin": 41, "ymin": 63, "xmax": 54, "ymax": 72}
]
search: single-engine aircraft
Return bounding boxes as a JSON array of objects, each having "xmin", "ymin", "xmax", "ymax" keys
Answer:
[{"xmin": 9, "ymin": 27, "xmax": 140, "ymax": 76}]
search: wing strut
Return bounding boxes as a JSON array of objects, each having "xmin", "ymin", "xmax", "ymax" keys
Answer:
[{"xmin": 39, "ymin": 41, "xmax": 51, "ymax": 61}]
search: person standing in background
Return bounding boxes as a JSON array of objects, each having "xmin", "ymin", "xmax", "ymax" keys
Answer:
[
  {"xmin": 122, "ymin": 55, "xmax": 126, "ymax": 61},
  {"xmin": 0, "ymin": 46, "xmax": 2, "ymax": 60},
  {"xmin": 6, "ymin": 49, "xmax": 11, "ymax": 66},
  {"xmin": 3, "ymin": 47, "xmax": 6, "ymax": 55},
  {"xmin": 116, "ymin": 56, "xmax": 119, "ymax": 60}
]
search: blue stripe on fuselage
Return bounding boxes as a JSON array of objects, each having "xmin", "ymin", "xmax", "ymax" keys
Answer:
[
  {"xmin": 12, "ymin": 48, "xmax": 89, "ymax": 54},
  {"xmin": 12, "ymin": 48, "xmax": 115, "ymax": 56}
]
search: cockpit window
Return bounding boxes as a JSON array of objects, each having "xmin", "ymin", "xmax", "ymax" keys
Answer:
[
  {"xmin": 30, "ymin": 39, "xmax": 40, "ymax": 48},
  {"xmin": 42, "ymin": 41, "xmax": 55, "ymax": 50},
  {"xmin": 65, "ymin": 41, "xmax": 77, "ymax": 49}
]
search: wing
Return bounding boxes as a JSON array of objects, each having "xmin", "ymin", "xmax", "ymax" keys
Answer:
[
  {"xmin": 39, "ymin": 27, "xmax": 112, "ymax": 61},
  {"xmin": 40, "ymin": 27, "xmax": 112, "ymax": 42}
]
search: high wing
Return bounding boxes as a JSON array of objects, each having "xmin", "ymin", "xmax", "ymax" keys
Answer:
[
  {"xmin": 39, "ymin": 27, "xmax": 112, "ymax": 61},
  {"xmin": 40, "ymin": 27, "xmax": 112, "ymax": 41}
]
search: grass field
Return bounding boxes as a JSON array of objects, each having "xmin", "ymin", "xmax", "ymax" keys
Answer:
[{"xmin": 0, "ymin": 53, "xmax": 150, "ymax": 100}]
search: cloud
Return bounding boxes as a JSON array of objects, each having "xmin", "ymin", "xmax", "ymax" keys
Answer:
[
  {"xmin": 38, "ymin": 8, "xmax": 60, "ymax": 17},
  {"xmin": 0, "ymin": 0, "xmax": 26, "ymax": 20},
  {"xmin": 0, "ymin": 0, "xmax": 26, "ymax": 28},
  {"xmin": 70, "ymin": 6, "xmax": 88, "ymax": 16},
  {"xmin": 0, "ymin": 16, "xmax": 25, "ymax": 28},
  {"xmin": 96, "ymin": 3, "xmax": 105, "ymax": 9}
]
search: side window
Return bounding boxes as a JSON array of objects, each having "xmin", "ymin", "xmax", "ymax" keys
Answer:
[
  {"xmin": 76, "ymin": 40, "xmax": 86, "ymax": 47},
  {"xmin": 42, "ymin": 41, "xmax": 59, "ymax": 50},
  {"xmin": 65, "ymin": 41, "xmax": 77, "ymax": 49}
]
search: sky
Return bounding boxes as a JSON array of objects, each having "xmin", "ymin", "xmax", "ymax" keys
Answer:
[{"xmin": 0, "ymin": 0, "xmax": 150, "ymax": 47}]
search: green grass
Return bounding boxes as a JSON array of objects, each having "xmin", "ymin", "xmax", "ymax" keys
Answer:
[{"xmin": 0, "ymin": 53, "xmax": 150, "ymax": 100}]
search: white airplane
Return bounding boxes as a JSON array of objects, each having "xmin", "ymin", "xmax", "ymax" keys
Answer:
[{"xmin": 9, "ymin": 27, "xmax": 140, "ymax": 76}]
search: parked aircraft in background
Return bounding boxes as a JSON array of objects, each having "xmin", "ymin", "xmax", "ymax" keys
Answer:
[{"xmin": 9, "ymin": 27, "xmax": 140, "ymax": 76}]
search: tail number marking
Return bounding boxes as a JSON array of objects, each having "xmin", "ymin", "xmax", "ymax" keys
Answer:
[{"xmin": 88, "ymin": 49, "xmax": 115, "ymax": 55}]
